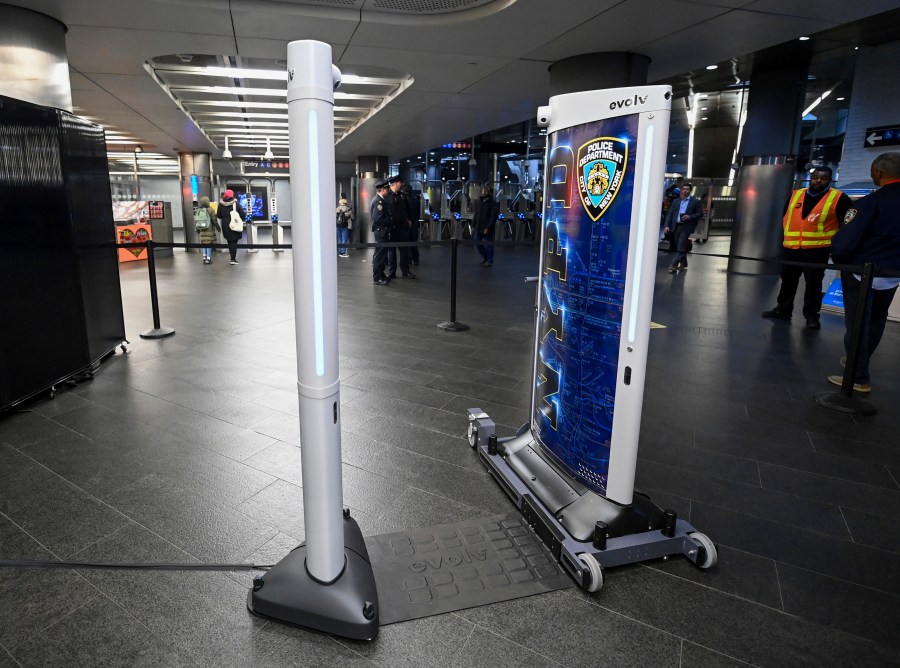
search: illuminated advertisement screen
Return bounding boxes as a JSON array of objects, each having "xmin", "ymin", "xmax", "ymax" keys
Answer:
[
  {"xmin": 531, "ymin": 113, "xmax": 638, "ymax": 496},
  {"xmin": 227, "ymin": 185, "xmax": 269, "ymax": 220}
]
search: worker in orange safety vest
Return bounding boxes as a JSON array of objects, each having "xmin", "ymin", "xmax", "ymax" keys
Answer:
[{"xmin": 762, "ymin": 166, "xmax": 853, "ymax": 329}]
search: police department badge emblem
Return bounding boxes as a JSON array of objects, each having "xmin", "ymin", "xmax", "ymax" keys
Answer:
[
  {"xmin": 844, "ymin": 208, "xmax": 857, "ymax": 224},
  {"xmin": 577, "ymin": 137, "xmax": 628, "ymax": 221}
]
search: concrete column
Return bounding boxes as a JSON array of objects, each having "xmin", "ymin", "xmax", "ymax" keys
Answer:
[
  {"xmin": 355, "ymin": 155, "xmax": 388, "ymax": 243},
  {"xmin": 729, "ymin": 59, "xmax": 810, "ymax": 274},
  {"xmin": 548, "ymin": 52, "xmax": 649, "ymax": 97},
  {"xmin": 836, "ymin": 40, "xmax": 900, "ymax": 322},
  {"xmin": 179, "ymin": 152, "xmax": 212, "ymax": 251},
  {"xmin": 0, "ymin": 4, "xmax": 71, "ymax": 110},
  {"xmin": 837, "ymin": 40, "xmax": 900, "ymax": 184}
]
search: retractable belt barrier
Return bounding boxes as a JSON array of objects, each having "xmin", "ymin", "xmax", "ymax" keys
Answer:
[{"xmin": 117, "ymin": 240, "xmax": 897, "ymax": 416}]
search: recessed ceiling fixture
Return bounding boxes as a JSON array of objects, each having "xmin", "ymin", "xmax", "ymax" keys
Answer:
[
  {"xmin": 146, "ymin": 56, "xmax": 411, "ymax": 155},
  {"xmin": 706, "ymin": 65, "xmax": 718, "ymax": 70},
  {"xmin": 799, "ymin": 36, "xmax": 810, "ymax": 41}
]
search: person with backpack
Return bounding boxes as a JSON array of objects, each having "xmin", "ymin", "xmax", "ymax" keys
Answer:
[
  {"xmin": 335, "ymin": 195, "xmax": 354, "ymax": 258},
  {"xmin": 217, "ymin": 189, "xmax": 246, "ymax": 265},
  {"xmin": 195, "ymin": 196, "xmax": 220, "ymax": 264}
]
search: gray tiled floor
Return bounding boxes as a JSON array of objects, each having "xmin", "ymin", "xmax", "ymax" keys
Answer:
[{"xmin": 2, "ymin": 237, "xmax": 899, "ymax": 667}]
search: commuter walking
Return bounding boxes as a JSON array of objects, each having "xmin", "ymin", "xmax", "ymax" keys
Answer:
[
  {"xmin": 195, "ymin": 196, "xmax": 220, "ymax": 264},
  {"xmin": 762, "ymin": 167, "xmax": 852, "ymax": 329},
  {"xmin": 370, "ymin": 180, "xmax": 391, "ymax": 285},
  {"xmin": 473, "ymin": 185, "xmax": 499, "ymax": 267},
  {"xmin": 385, "ymin": 175, "xmax": 415, "ymax": 279},
  {"xmin": 217, "ymin": 189, "xmax": 246, "ymax": 265},
  {"xmin": 336, "ymin": 195, "xmax": 354, "ymax": 258},
  {"xmin": 663, "ymin": 183, "xmax": 703, "ymax": 273},
  {"xmin": 827, "ymin": 152, "xmax": 900, "ymax": 393}
]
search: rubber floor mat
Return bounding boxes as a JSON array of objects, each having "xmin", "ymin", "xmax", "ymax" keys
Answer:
[{"xmin": 365, "ymin": 513, "xmax": 573, "ymax": 625}]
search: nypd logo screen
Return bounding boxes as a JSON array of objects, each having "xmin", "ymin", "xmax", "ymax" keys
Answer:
[
  {"xmin": 533, "ymin": 113, "xmax": 637, "ymax": 496},
  {"xmin": 578, "ymin": 138, "xmax": 627, "ymax": 222}
]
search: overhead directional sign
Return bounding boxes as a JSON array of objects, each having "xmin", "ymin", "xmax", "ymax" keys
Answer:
[
  {"xmin": 242, "ymin": 160, "xmax": 290, "ymax": 174},
  {"xmin": 864, "ymin": 125, "xmax": 900, "ymax": 148}
]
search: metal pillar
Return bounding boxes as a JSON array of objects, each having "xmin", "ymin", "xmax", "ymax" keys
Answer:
[
  {"xmin": 178, "ymin": 152, "xmax": 212, "ymax": 252},
  {"xmin": 729, "ymin": 58, "xmax": 810, "ymax": 275},
  {"xmin": 0, "ymin": 4, "xmax": 72, "ymax": 111}
]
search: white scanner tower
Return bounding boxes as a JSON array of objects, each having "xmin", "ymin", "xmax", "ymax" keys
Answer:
[{"xmin": 247, "ymin": 40, "xmax": 379, "ymax": 640}]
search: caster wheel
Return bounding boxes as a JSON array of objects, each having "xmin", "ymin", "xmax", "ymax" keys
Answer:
[
  {"xmin": 577, "ymin": 553, "xmax": 603, "ymax": 593},
  {"xmin": 467, "ymin": 421, "xmax": 478, "ymax": 448},
  {"xmin": 689, "ymin": 532, "xmax": 717, "ymax": 569}
]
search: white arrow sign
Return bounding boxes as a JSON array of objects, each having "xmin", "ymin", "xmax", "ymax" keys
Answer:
[{"xmin": 867, "ymin": 132, "xmax": 883, "ymax": 146}]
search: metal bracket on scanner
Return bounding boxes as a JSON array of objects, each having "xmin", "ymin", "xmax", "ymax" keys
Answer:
[{"xmin": 466, "ymin": 409, "xmax": 717, "ymax": 592}]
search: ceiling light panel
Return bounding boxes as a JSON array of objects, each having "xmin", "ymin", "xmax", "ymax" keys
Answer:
[{"xmin": 147, "ymin": 55, "xmax": 410, "ymax": 151}]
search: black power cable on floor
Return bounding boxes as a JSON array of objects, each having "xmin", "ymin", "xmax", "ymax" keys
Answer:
[{"xmin": 0, "ymin": 559, "xmax": 272, "ymax": 572}]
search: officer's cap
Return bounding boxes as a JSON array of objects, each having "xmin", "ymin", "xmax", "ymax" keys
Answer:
[
  {"xmin": 374, "ymin": 179, "xmax": 388, "ymax": 189},
  {"xmin": 387, "ymin": 175, "xmax": 402, "ymax": 184}
]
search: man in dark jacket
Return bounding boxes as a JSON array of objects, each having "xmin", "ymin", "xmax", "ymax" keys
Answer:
[
  {"xmin": 473, "ymin": 186, "xmax": 499, "ymax": 267},
  {"xmin": 663, "ymin": 183, "xmax": 703, "ymax": 273},
  {"xmin": 217, "ymin": 189, "xmax": 247, "ymax": 265},
  {"xmin": 384, "ymin": 175, "xmax": 415, "ymax": 279},
  {"xmin": 827, "ymin": 152, "xmax": 900, "ymax": 393}
]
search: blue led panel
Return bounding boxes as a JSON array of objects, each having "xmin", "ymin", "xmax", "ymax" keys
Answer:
[{"xmin": 531, "ymin": 113, "xmax": 638, "ymax": 496}]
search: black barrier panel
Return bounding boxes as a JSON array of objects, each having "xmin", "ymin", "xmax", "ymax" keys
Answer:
[
  {"xmin": 59, "ymin": 112, "xmax": 127, "ymax": 362},
  {"xmin": 0, "ymin": 95, "xmax": 125, "ymax": 411},
  {"xmin": 0, "ymin": 97, "xmax": 93, "ymax": 410}
]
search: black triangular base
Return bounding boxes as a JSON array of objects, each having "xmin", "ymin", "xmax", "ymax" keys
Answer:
[
  {"xmin": 247, "ymin": 516, "xmax": 379, "ymax": 640},
  {"xmin": 814, "ymin": 391, "xmax": 877, "ymax": 416}
]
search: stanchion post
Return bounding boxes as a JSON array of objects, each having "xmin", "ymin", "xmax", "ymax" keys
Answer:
[
  {"xmin": 814, "ymin": 262, "xmax": 876, "ymax": 415},
  {"xmin": 437, "ymin": 237, "xmax": 470, "ymax": 331},
  {"xmin": 139, "ymin": 240, "xmax": 176, "ymax": 339}
]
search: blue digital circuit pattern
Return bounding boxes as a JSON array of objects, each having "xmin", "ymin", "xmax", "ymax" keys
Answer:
[{"xmin": 531, "ymin": 114, "xmax": 638, "ymax": 496}]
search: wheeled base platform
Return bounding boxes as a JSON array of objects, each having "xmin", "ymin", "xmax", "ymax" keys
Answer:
[
  {"xmin": 247, "ymin": 514, "xmax": 379, "ymax": 639},
  {"xmin": 467, "ymin": 409, "xmax": 716, "ymax": 592}
]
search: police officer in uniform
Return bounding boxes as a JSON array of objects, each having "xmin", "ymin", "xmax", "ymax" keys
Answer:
[
  {"xmin": 370, "ymin": 180, "xmax": 391, "ymax": 285},
  {"xmin": 828, "ymin": 152, "xmax": 900, "ymax": 392},
  {"xmin": 385, "ymin": 175, "xmax": 416, "ymax": 279}
]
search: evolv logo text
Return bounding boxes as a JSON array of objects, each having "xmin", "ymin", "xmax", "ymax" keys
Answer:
[{"xmin": 610, "ymin": 95, "xmax": 648, "ymax": 110}]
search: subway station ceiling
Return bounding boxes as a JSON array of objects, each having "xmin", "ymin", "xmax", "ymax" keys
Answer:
[{"xmin": 8, "ymin": 0, "xmax": 900, "ymax": 169}]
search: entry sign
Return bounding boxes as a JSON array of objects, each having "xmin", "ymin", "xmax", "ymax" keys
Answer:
[
  {"xmin": 531, "ymin": 86, "xmax": 670, "ymax": 505},
  {"xmin": 864, "ymin": 125, "xmax": 900, "ymax": 148}
]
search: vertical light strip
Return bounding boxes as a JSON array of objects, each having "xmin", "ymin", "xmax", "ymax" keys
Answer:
[
  {"xmin": 728, "ymin": 109, "xmax": 748, "ymax": 187},
  {"xmin": 687, "ymin": 127, "xmax": 695, "ymax": 179},
  {"xmin": 308, "ymin": 109, "xmax": 325, "ymax": 377},
  {"xmin": 628, "ymin": 123, "xmax": 654, "ymax": 344}
]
